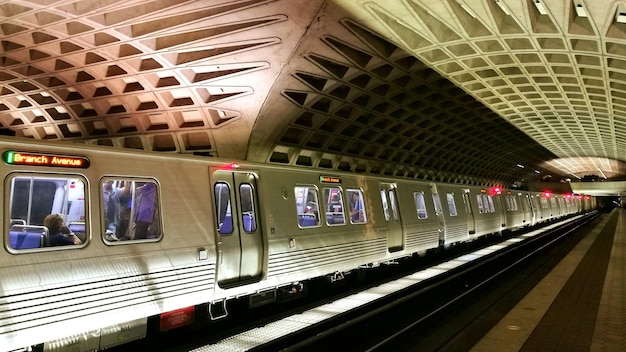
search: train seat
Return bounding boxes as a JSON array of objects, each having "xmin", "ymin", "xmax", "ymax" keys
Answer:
[
  {"xmin": 10, "ymin": 219, "xmax": 26, "ymax": 226},
  {"xmin": 68, "ymin": 222, "xmax": 85, "ymax": 233},
  {"xmin": 326, "ymin": 214, "xmax": 345, "ymax": 225},
  {"xmin": 68, "ymin": 222, "xmax": 86, "ymax": 242},
  {"xmin": 299, "ymin": 216, "xmax": 317, "ymax": 227},
  {"xmin": 242, "ymin": 214, "xmax": 255, "ymax": 232},
  {"xmin": 9, "ymin": 225, "xmax": 47, "ymax": 249},
  {"xmin": 219, "ymin": 215, "xmax": 233, "ymax": 234}
]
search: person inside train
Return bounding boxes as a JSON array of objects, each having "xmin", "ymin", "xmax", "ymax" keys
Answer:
[
  {"xmin": 103, "ymin": 180, "xmax": 121, "ymax": 234},
  {"xmin": 133, "ymin": 182, "xmax": 157, "ymax": 239},
  {"xmin": 116, "ymin": 181, "xmax": 133, "ymax": 240},
  {"xmin": 43, "ymin": 214, "xmax": 82, "ymax": 246},
  {"xmin": 349, "ymin": 192, "xmax": 363, "ymax": 222},
  {"xmin": 300, "ymin": 190, "xmax": 320, "ymax": 226},
  {"xmin": 103, "ymin": 180, "xmax": 132, "ymax": 241}
]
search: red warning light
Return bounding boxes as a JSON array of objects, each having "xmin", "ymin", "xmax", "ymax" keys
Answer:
[
  {"xmin": 543, "ymin": 191, "xmax": 551, "ymax": 198},
  {"xmin": 216, "ymin": 162, "xmax": 241, "ymax": 170},
  {"xmin": 489, "ymin": 186, "xmax": 502, "ymax": 195}
]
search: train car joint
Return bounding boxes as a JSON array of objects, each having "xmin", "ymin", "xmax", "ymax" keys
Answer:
[
  {"xmin": 383, "ymin": 260, "xmax": 399, "ymax": 266},
  {"xmin": 249, "ymin": 289, "xmax": 277, "ymax": 308},
  {"xmin": 209, "ymin": 300, "xmax": 229, "ymax": 320},
  {"xmin": 329, "ymin": 271, "xmax": 345, "ymax": 283},
  {"xmin": 285, "ymin": 282, "xmax": 304, "ymax": 294},
  {"xmin": 359, "ymin": 263, "xmax": 379, "ymax": 269},
  {"xmin": 278, "ymin": 282, "xmax": 308, "ymax": 303}
]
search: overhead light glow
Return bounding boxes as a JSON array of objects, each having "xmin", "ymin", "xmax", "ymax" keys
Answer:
[
  {"xmin": 574, "ymin": 3, "xmax": 587, "ymax": 17},
  {"xmin": 496, "ymin": 0, "xmax": 511, "ymax": 15},
  {"xmin": 616, "ymin": 6, "xmax": 626, "ymax": 23},
  {"xmin": 459, "ymin": 3, "xmax": 478, "ymax": 18},
  {"xmin": 534, "ymin": 0, "xmax": 548, "ymax": 15}
]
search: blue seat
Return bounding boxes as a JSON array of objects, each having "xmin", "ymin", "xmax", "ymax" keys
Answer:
[
  {"xmin": 326, "ymin": 214, "xmax": 344, "ymax": 225},
  {"xmin": 242, "ymin": 214, "xmax": 255, "ymax": 232},
  {"xmin": 68, "ymin": 222, "xmax": 87, "ymax": 242},
  {"xmin": 219, "ymin": 215, "xmax": 233, "ymax": 234},
  {"xmin": 9, "ymin": 225, "xmax": 46, "ymax": 249},
  {"xmin": 68, "ymin": 222, "xmax": 85, "ymax": 233},
  {"xmin": 300, "ymin": 216, "xmax": 317, "ymax": 227}
]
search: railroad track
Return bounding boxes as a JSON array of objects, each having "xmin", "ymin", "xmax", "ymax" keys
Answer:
[{"xmin": 250, "ymin": 211, "xmax": 601, "ymax": 352}]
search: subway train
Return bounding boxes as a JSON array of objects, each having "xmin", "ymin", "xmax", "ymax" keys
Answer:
[{"xmin": 0, "ymin": 137, "xmax": 596, "ymax": 351}]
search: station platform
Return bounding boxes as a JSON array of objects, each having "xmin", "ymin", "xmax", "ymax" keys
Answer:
[{"xmin": 471, "ymin": 208, "xmax": 625, "ymax": 352}]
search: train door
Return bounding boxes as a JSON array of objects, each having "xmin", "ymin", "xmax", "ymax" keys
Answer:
[
  {"xmin": 212, "ymin": 170, "xmax": 264, "ymax": 288},
  {"xmin": 524, "ymin": 193, "xmax": 535, "ymax": 225},
  {"xmin": 430, "ymin": 183, "xmax": 446, "ymax": 245},
  {"xmin": 494, "ymin": 192, "xmax": 506, "ymax": 227},
  {"xmin": 379, "ymin": 182, "xmax": 404, "ymax": 252},
  {"xmin": 462, "ymin": 189, "xmax": 476, "ymax": 235}
]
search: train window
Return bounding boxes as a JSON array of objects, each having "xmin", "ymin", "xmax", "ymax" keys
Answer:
[
  {"xmin": 550, "ymin": 197, "xmax": 558, "ymax": 209},
  {"xmin": 446, "ymin": 193, "xmax": 458, "ymax": 216},
  {"xmin": 347, "ymin": 189, "xmax": 366, "ymax": 224},
  {"xmin": 414, "ymin": 192, "xmax": 428, "ymax": 219},
  {"xmin": 389, "ymin": 190, "xmax": 399, "ymax": 221},
  {"xmin": 506, "ymin": 196, "xmax": 518, "ymax": 211},
  {"xmin": 380, "ymin": 190, "xmax": 390, "ymax": 221},
  {"xmin": 476, "ymin": 194, "xmax": 495, "ymax": 214},
  {"xmin": 294, "ymin": 186, "xmax": 320, "ymax": 227},
  {"xmin": 215, "ymin": 182, "xmax": 233, "ymax": 235},
  {"xmin": 324, "ymin": 187, "xmax": 345, "ymax": 225},
  {"xmin": 432, "ymin": 193, "xmax": 443, "ymax": 215},
  {"xmin": 102, "ymin": 178, "xmax": 161, "ymax": 242},
  {"xmin": 7, "ymin": 174, "xmax": 87, "ymax": 250},
  {"xmin": 240, "ymin": 184, "xmax": 256, "ymax": 233},
  {"xmin": 486, "ymin": 196, "xmax": 495, "ymax": 212},
  {"xmin": 476, "ymin": 195, "xmax": 484, "ymax": 213}
]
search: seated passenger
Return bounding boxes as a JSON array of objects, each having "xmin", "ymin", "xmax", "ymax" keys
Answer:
[{"xmin": 44, "ymin": 214, "xmax": 82, "ymax": 246}]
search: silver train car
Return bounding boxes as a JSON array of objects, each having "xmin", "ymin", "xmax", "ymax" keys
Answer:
[{"xmin": 0, "ymin": 137, "xmax": 594, "ymax": 351}]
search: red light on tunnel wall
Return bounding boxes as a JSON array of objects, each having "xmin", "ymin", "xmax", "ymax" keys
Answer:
[{"xmin": 543, "ymin": 191, "xmax": 551, "ymax": 198}]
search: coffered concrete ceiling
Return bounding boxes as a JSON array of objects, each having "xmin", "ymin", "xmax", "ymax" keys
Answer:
[{"xmin": 2, "ymin": 0, "xmax": 626, "ymax": 187}]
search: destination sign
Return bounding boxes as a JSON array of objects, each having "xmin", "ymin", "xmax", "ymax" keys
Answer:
[
  {"xmin": 2, "ymin": 151, "xmax": 90, "ymax": 169},
  {"xmin": 319, "ymin": 175, "xmax": 341, "ymax": 184}
]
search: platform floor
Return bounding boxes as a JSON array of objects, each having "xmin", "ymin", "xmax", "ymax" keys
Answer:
[{"xmin": 471, "ymin": 208, "xmax": 625, "ymax": 352}]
